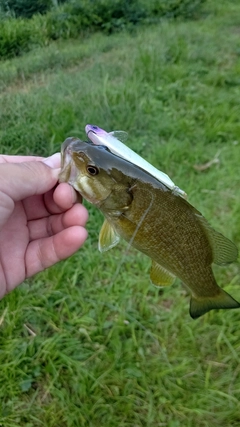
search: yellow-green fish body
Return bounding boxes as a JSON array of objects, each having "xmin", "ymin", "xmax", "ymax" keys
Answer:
[{"xmin": 60, "ymin": 138, "xmax": 239, "ymax": 319}]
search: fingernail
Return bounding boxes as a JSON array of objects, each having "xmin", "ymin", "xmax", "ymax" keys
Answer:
[{"xmin": 43, "ymin": 153, "xmax": 61, "ymax": 168}]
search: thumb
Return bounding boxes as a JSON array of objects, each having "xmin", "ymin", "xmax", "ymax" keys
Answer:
[{"xmin": 0, "ymin": 160, "xmax": 60, "ymax": 202}]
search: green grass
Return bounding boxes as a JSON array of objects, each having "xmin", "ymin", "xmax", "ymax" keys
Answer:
[
  {"xmin": 1, "ymin": 0, "xmax": 240, "ymax": 425},
  {"xmin": 0, "ymin": 0, "xmax": 206, "ymax": 60}
]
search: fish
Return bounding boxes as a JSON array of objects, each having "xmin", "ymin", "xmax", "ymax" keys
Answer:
[
  {"xmin": 59, "ymin": 137, "xmax": 240, "ymax": 319},
  {"xmin": 85, "ymin": 124, "xmax": 187, "ymax": 199}
]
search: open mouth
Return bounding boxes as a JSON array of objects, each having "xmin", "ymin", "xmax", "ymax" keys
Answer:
[{"xmin": 59, "ymin": 139, "xmax": 79, "ymax": 184}]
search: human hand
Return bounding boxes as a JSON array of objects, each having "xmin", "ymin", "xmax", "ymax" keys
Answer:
[{"xmin": 0, "ymin": 154, "xmax": 88, "ymax": 298}]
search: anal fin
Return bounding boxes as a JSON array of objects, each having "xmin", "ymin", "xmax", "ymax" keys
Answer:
[{"xmin": 150, "ymin": 261, "xmax": 175, "ymax": 287}]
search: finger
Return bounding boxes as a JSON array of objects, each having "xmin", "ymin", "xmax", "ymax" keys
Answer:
[
  {"xmin": 0, "ymin": 155, "xmax": 44, "ymax": 164},
  {"xmin": 0, "ymin": 161, "xmax": 60, "ymax": 202},
  {"xmin": 0, "ymin": 153, "xmax": 60, "ymax": 167},
  {"xmin": 23, "ymin": 193, "xmax": 56, "ymax": 221},
  {"xmin": 25, "ymin": 226, "xmax": 88, "ymax": 277},
  {"xmin": 53, "ymin": 183, "xmax": 80, "ymax": 211},
  {"xmin": 28, "ymin": 204, "xmax": 89, "ymax": 240},
  {"xmin": 42, "ymin": 153, "xmax": 61, "ymax": 169},
  {"xmin": 43, "ymin": 183, "xmax": 82, "ymax": 216},
  {"xmin": 23, "ymin": 183, "xmax": 81, "ymax": 221}
]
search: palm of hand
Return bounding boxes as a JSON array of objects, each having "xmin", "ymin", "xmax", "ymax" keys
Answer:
[
  {"xmin": 0, "ymin": 157, "xmax": 88, "ymax": 298},
  {"xmin": 0, "ymin": 198, "xmax": 30, "ymax": 290}
]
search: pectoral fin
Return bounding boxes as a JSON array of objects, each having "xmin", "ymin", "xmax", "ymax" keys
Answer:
[
  {"xmin": 190, "ymin": 289, "xmax": 240, "ymax": 319},
  {"xmin": 98, "ymin": 219, "xmax": 120, "ymax": 253},
  {"xmin": 150, "ymin": 261, "xmax": 175, "ymax": 287}
]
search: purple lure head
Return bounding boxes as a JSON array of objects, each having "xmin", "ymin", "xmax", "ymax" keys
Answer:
[{"xmin": 85, "ymin": 124, "xmax": 108, "ymax": 137}]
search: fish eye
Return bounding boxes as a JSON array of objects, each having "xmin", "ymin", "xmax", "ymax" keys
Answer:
[
  {"xmin": 92, "ymin": 125, "xmax": 99, "ymax": 130},
  {"xmin": 87, "ymin": 165, "xmax": 99, "ymax": 176}
]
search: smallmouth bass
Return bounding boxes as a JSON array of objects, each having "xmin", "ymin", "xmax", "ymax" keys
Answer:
[{"xmin": 59, "ymin": 137, "xmax": 239, "ymax": 319}]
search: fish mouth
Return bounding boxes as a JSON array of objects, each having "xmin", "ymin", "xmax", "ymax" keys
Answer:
[{"xmin": 59, "ymin": 137, "xmax": 81, "ymax": 184}]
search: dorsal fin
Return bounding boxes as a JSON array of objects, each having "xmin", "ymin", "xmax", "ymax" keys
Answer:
[{"xmin": 196, "ymin": 214, "xmax": 238, "ymax": 265}]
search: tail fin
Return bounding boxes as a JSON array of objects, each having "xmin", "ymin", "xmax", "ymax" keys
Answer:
[{"xmin": 190, "ymin": 289, "xmax": 240, "ymax": 319}]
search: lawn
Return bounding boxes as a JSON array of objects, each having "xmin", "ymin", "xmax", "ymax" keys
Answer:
[{"xmin": 0, "ymin": 1, "xmax": 240, "ymax": 426}]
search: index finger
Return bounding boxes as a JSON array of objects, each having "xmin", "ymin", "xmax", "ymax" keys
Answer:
[
  {"xmin": 0, "ymin": 153, "xmax": 61, "ymax": 168},
  {"xmin": 0, "ymin": 155, "xmax": 44, "ymax": 164}
]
